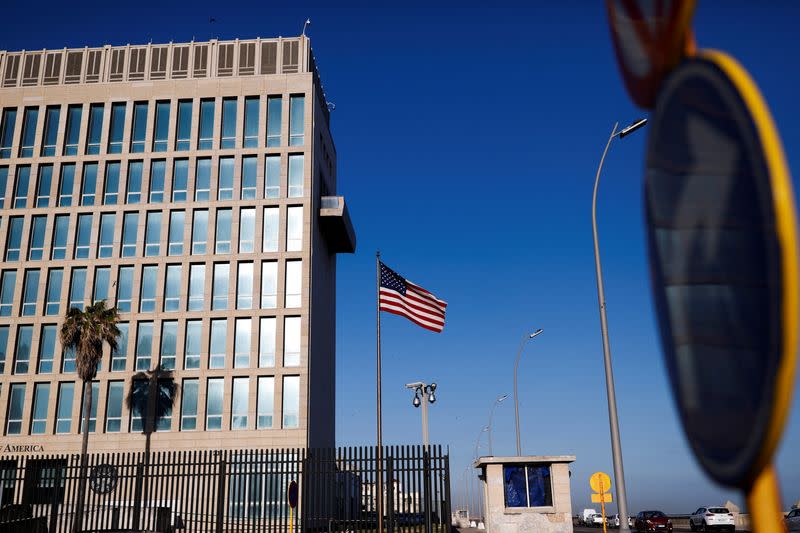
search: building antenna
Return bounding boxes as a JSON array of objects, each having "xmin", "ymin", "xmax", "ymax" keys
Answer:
[{"xmin": 302, "ymin": 19, "xmax": 311, "ymax": 37}]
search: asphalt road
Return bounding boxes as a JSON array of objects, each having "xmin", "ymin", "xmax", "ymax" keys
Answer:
[{"xmin": 574, "ymin": 527, "xmax": 747, "ymax": 533}]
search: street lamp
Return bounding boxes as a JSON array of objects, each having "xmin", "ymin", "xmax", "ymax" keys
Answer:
[
  {"xmin": 513, "ymin": 328, "xmax": 543, "ymax": 455},
  {"xmin": 591, "ymin": 117, "xmax": 647, "ymax": 533},
  {"xmin": 405, "ymin": 381, "xmax": 437, "ymax": 448},
  {"xmin": 487, "ymin": 394, "xmax": 507, "ymax": 456}
]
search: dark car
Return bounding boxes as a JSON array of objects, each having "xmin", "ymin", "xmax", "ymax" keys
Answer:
[{"xmin": 635, "ymin": 511, "xmax": 673, "ymax": 533}]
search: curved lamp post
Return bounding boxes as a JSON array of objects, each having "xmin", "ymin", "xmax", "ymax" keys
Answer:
[
  {"xmin": 487, "ymin": 395, "xmax": 507, "ymax": 456},
  {"xmin": 513, "ymin": 328, "xmax": 543, "ymax": 455}
]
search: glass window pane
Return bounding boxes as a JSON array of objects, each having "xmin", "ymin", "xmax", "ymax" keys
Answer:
[
  {"xmin": 58, "ymin": 163, "xmax": 75, "ymax": 206},
  {"xmin": 108, "ymin": 102, "xmax": 126, "ymax": 154},
  {"xmin": 284, "ymin": 316, "xmax": 301, "ymax": 367},
  {"xmin": 149, "ymin": 160, "xmax": 165, "ymax": 202},
  {"xmin": 282, "ymin": 376, "xmax": 299, "ymax": 428},
  {"xmin": 263, "ymin": 207, "xmax": 279, "ymax": 252},
  {"xmin": 288, "ymin": 155, "xmax": 304, "ymax": 198},
  {"xmin": 153, "ymin": 101, "xmax": 170, "ymax": 152},
  {"xmin": 80, "ymin": 381, "xmax": 99, "ymax": 433},
  {"xmin": 13, "ymin": 165, "xmax": 30, "ymax": 208},
  {"xmin": 257, "ymin": 377, "xmax": 274, "ymax": 429},
  {"xmin": 105, "ymin": 381, "xmax": 124, "ymax": 432},
  {"xmin": 181, "ymin": 378, "xmax": 199, "ymax": 430},
  {"xmin": 168, "ymin": 211, "xmax": 185, "ymax": 255},
  {"xmin": 265, "ymin": 155, "xmax": 280, "ymax": 199},
  {"xmin": 192, "ymin": 210, "xmax": 208, "ymax": 255},
  {"xmin": 6, "ymin": 217, "xmax": 23, "ymax": 261},
  {"xmin": 198, "ymin": 99, "xmax": 214, "ymax": 150},
  {"xmin": 98, "ymin": 213, "xmax": 115, "ymax": 258},
  {"xmin": 45, "ymin": 268, "xmax": 63, "ymax": 316},
  {"xmin": 184, "ymin": 321, "xmax": 201, "ymax": 369},
  {"xmin": 139, "ymin": 265, "xmax": 157, "ymax": 312},
  {"xmin": 218, "ymin": 157, "xmax": 234, "ymax": 200},
  {"xmin": 164, "ymin": 265, "xmax": 181, "ymax": 312},
  {"xmin": 260, "ymin": 262, "xmax": 277, "ymax": 309},
  {"xmin": 14, "ymin": 325, "xmax": 33, "ymax": 374},
  {"xmin": 285, "ymin": 260, "xmax": 302, "ymax": 308},
  {"xmin": 62, "ymin": 345, "xmax": 76, "ymax": 373},
  {"xmin": 160, "ymin": 321, "xmax": 177, "ymax": 370},
  {"xmin": 527, "ymin": 466, "xmax": 553, "ymax": 507},
  {"xmin": 69, "ymin": 267, "xmax": 86, "ymax": 311},
  {"xmin": 172, "ymin": 159, "xmax": 188, "ymax": 201},
  {"xmin": 209, "ymin": 319, "xmax": 226, "ymax": 369},
  {"xmin": 213, "ymin": 264, "xmax": 229, "ymax": 310},
  {"xmin": 7, "ymin": 384, "xmax": 26, "ymax": 435},
  {"xmin": 241, "ymin": 156, "xmax": 257, "ymax": 199},
  {"xmin": 75, "ymin": 214, "xmax": 93, "ymax": 259},
  {"xmin": 31, "ymin": 383, "xmax": 50, "ymax": 434},
  {"xmin": 56, "ymin": 382, "xmax": 75, "ymax": 434},
  {"xmin": 21, "ymin": 269, "xmax": 40, "ymax": 316},
  {"xmin": 80, "ymin": 162, "xmax": 97, "ymax": 206},
  {"xmin": 122, "ymin": 212, "xmax": 139, "ymax": 257},
  {"xmin": 93, "ymin": 266, "xmax": 111, "ymax": 303},
  {"xmin": 104, "ymin": 161, "xmax": 120, "ymax": 205},
  {"xmin": 259, "ymin": 317, "xmax": 275, "ymax": 367},
  {"xmin": 116, "ymin": 266, "xmax": 134, "ymax": 312},
  {"xmin": 0, "ymin": 166, "xmax": 7, "ymax": 207},
  {"xmin": 145, "ymin": 211, "xmax": 161, "ymax": 256},
  {"xmin": 206, "ymin": 378, "xmax": 223, "ymax": 430},
  {"xmin": 0, "ymin": 108, "xmax": 18, "ymax": 159},
  {"xmin": 287, "ymin": 206, "xmax": 303, "ymax": 252},
  {"xmin": 35, "ymin": 164, "xmax": 53, "ymax": 207},
  {"xmin": 135, "ymin": 322, "xmax": 153, "ymax": 371},
  {"xmin": 42, "ymin": 106, "xmax": 60, "ymax": 157},
  {"xmin": 188, "ymin": 264, "xmax": 205, "ymax": 312},
  {"xmin": 126, "ymin": 160, "xmax": 143, "ymax": 203},
  {"xmin": 52, "ymin": 215, "xmax": 69, "ymax": 259},
  {"xmin": 244, "ymin": 96, "xmax": 259, "ymax": 148},
  {"xmin": 28, "ymin": 215, "xmax": 47, "ymax": 260},
  {"xmin": 239, "ymin": 208, "xmax": 255, "ymax": 253},
  {"xmin": 503, "ymin": 466, "xmax": 528, "ymax": 508},
  {"xmin": 221, "ymin": 97, "xmax": 237, "ymax": 149},
  {"xmin": 289, "ymin": 95, "xmax": 304, "ymax": 146},
  {"xmin": 131, "ymin": 102, "xmax": 148, "ymax": 153},
  {"xmin": 112, "ymin": 323, "xmax": 128, "ymax": 371},
  {"xmin": 266, "ymin": 96, "xmax": 281, "ymax": 147},
  {"xmin": 195, "ymin": 158, "xmax": 211, "ymax": 200},
  {"xmin": 19, "ymin": 107, "xmax": 39, "ymax": 158},
  {"xmin": 38, "ymin": 325, "xmax": 57, "ymax": 374},
  {"xmin": 215, "ymin": 209, "xmax": 232, "ymax": 254},
  {"xmin": 0, "ymin": 326, "xmax": 8, "ymax": 373},
  {"xmin": 231, "ymin": 377, "xmax": 249, "ymax": 429},
  {"xmin": 64, "ymin": 105, "xmax": 81, "ymax": 156},
  {"xmin": 234, "ymin": 318, "xmax": 251, "ymax": 368},
  {"xmin": 237, "ymin": 262, "xmax": 253, "ymax": 310},
  {"xmin": 86, "ymin": 103, "xmax": 104, "ymax": 155},
  {"xmin": 176, "ymin": 100, "xmax": 192, "ymax": 151}
]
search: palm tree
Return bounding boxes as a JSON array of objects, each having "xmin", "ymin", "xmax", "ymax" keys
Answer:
[{"xmin": 60, "ymin": 300, "xmax": 120, "ymax": 533}]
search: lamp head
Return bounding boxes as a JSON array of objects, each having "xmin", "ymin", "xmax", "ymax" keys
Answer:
[
  {"xmin": 618, "ymin": 118, "xmax": 648, "ymax": 138},
  {"xmin": 429, "ymin": 382, "xmax": 437, "ymax": 392},
  {"xmin": 413, "ymin": 394, "xmax": 421, "ymax": 408},
  {"xmin": 497, "ymin": 394, "xmax": 508, "ymax": 403},
  {"xmin": 428, "ymin": 391, "xmax": 436, "ymax": 404},
  {"xmin": 529, "ymin": 328, "xmax": 543, "ymax": 338}
]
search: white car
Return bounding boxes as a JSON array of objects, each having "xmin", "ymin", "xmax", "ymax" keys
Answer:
[
  {"xmin": 589, "ymin": 513, "xmax": 607, "ymax": 527},
  {"xmin": 689, "ymin": 506, "xmax": 735, "ymax": 532}
]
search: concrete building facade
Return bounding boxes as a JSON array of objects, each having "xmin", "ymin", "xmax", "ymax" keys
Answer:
[{"xmin": 0, "ymin": 35, "xmax": 354, "ymax": 455}]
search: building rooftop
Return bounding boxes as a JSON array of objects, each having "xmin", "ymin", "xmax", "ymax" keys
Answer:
[{"xmin": 473, "ymin": 455, "xmax": 577, "ymax": 468}]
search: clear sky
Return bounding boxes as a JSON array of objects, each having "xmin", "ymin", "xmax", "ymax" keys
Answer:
[{"xmin": 3, "ymin": 0, "xmax": 799, "ymax": 515}]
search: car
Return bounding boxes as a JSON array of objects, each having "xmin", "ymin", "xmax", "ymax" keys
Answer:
[
  {"xmin": 582, "ymin": 509, "xmax": 599, "ymax": 525},
  {"xmin": 585, "ymin": 513, "xmax": 607, "ymax": 527},
  {"xmin": 689, "ymin": 507, "xmax": 735, "ymax": 532},
  {"xmin": 784, "ymin": 509, "xmax": 800, "ymax": 532},
  {"xmin": 634, "ymin": 511, "xmax": 673, "ymax": 533},
  {"xmin": 612, "ymin": 515, "xmax": 635, "ymax": 528}
]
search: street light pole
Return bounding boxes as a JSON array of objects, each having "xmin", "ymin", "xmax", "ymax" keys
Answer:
[
  {"xmin": 591, "ymin": 118, "xmax": 647, "ymax": 533},
  {"xmin": 487, "ymin": 394, "xmax": 507, "ymax": 456},
  {"xmin": 514, "ymin": 329, "xmax": 543, "ymax": 456},
  {"xmin": 406, "ymin": 381, "xmax": 437, "ymax": 448}
]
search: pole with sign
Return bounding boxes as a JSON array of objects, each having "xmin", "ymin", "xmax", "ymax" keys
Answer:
[
  {"xmin": 288, "ymin": 480, "xmax": 298, "ymax": 533},
  {"xmin": 591, "ymin": 472, "xmax": 613, "ymax": 533}
]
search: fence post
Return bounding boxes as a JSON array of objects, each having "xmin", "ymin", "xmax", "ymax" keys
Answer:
[
  {"xmin": 423, "ymin": 449, "xmax": 433, "ymax": 533},
  {"xmin": 48, "ymin": 461, "xmax": 61, "ymax": 533},
  {"xmin": 386, "ymin": 453, "xmax": 394, "ymax": 533},
  {"xmin": 443, "ymin": 453, "xmax": 453, "ymax": 533},
  {"xmin": 215, "ymin": 455, "xmax": 227, "ymax": 533},
  {"xmin": 132, "ymin": 461, "xmax": 144, "ymax": 530}
]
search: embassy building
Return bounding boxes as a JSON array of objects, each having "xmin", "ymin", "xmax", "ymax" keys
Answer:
[{"xmin": 0, "ymin": 35, "xmax": 355, "ymax": 454}]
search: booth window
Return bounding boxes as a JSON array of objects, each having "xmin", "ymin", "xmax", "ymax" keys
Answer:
[{"xmin": 503, "ymin": 464, "xmax": 552, "ymax": 508}]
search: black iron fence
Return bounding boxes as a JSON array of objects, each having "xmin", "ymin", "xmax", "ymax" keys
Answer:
[{"xmin": 0, "ymin": 446, "xmax": 451, "ymax": 533}]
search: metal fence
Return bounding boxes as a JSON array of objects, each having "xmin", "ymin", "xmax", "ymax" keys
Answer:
[{"xmin": 0, "ymin": 446, "xmax": 451, "ymax": 533}]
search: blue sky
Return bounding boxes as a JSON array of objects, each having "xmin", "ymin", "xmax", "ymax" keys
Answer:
[{"xmin": 4, "ymin": 0, "xmax": 799, "ymax": 514}]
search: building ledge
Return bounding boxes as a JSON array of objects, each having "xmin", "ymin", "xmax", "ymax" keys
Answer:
[
  {"xmin": 320, "ymin": 196, "xmax": 356, "ymax": 253},
  {"xmin": 473, "ymin": 455, "xmax": 576, "ymax": 468}
]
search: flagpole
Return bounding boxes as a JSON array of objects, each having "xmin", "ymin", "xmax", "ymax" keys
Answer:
[{"xmin": 376, "ymin": 251, "xmax": 384, "ymax": 533}]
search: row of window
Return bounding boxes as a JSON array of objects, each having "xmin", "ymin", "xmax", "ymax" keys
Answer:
[
  {"xmin": 0, "ymin": 153, "xmax": 304, "ymax": 210},
  {"xmin": 4, "ymin": 375, "xmax": 300, "ymax": 436},
  {"xmin": 2, "ymin": 205, "xmax": 303, "ymax": 263},
  {"xmin": 0, "ymin": 95, "xmax": 305, "ymax": 159},
  {"xmin": 0, "ymin": 314, "xmax": 302, "ymax": 375},
  {"xmin": 0, "ymin": 259, "xmax": 303, "ymax": 318}
]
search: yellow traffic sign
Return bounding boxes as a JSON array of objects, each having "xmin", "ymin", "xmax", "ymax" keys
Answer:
[
  {"xmin": 592, "ymin": 493, "xmax": 613, "ymax": 503},
  {"xmin": 590, "ymin": 471, "xmax": 612, "ymax": 494}
]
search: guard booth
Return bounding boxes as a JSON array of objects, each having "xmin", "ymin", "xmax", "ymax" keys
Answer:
[{"xmin": 474, "ymin": 455, "xmax": 575, "ymax": 533}]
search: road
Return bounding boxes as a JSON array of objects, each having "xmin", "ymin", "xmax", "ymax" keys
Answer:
[{"xmin": 574, "ymin": 527, "xmax": 748, "ymax": 533}]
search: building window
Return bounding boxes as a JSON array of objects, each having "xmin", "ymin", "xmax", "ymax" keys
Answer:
[
  {"xmin": 0, "ymin": 270, "xmax": 16, "ymax": 316},
  {"xmin": 188, "ymin": 264, "xmax": 205, "ymax": 312},
  {"xmin": 0, "ymin": 108, "xmax": 18, "ymax": 159},
  {"xmin": 184, "ymin": 321, "xmax": 201, "ymax": 369},
  {"xmin": 237, "ymin": 262, "xmax": 254, "ymax": 310},
  {"xmin": 63, "ymin": 105, "xmax": 81, "ymax": 156},
  {"xmin": 80, "ymin": 162, "xmax": 98, "ymax": 206},
  {"xmin": 192, "ymin": 210, "xmax": 208, "ymax": 255},
  {"xmin": 41, "ymin": 106, "xmax": 60, "ymax": 157},
  {"xmin": 218, "ymin": 157, "xmax": 234, "ymax": 200},
  {"xmin": 56, "ymin": 382, "xmax": 74, "ymax": 434},
  {"xmin": 195, "ymin": 158, "xmax": 211, "ymax": 201},
  {"xmin": 160, "ymin": 321, "xmax": 177, "ymax": 370},
  {"xmin": 241, "ymin": 156, "xmax": 257, "ymax": 199},
  {"xmin": 172, "ymin": 159, "xmax": 188, "ymax": 202},
  {"xmin": 209, "ymin": 319, "xmax": 226, "ymax": 369},
  {"xmin": 206, "ymin": 378, "xmax": 224, "ymax": 430},
  {"xmin": 234, "ymin": 318, "xmax": 251, "ymax": 369},
  {"xmin": 139, "ymin": 265, "xmax": 157, "ymax": 312},
  {"xmin": 257, "ymin": 377, "xmax": 274, "ymax": 429},
  {"xmin": 261, "ymin": 262, "xmax": 277, "ymax": 309},
  {"xmin": 93, "ymin": 266, "xmax": 111, "ymax": 303},
  {"xmin": 153, "ymin": 101, "xmax": 170, "ymax": 152},
  {"xmin": 52, "ymin": 215, "xmax": 69, "ymax": 260},
  {"xmin": 7, "ymin": 384, "xmax": 26, "ymax": 435},
  {"xmin": 62, "ymin": 346, "xmax": 76, "ymax": 373},
  {"xmin": 5, "ymin": 217, "xmax": 23, "ymax": 261},
  {"xmin": 135, "ymin": 321, "xmax": 153, "ymax": 371},
  {"xmin": 288, "ymin": 154, "xmax": 304, "ymax": 198},
  {"xmin": 221, "ymin": 97, "xmax": 237, "ymax": 149},
  {"xmin": 289, "ymin": 95, "xmax": 304, "ymax": 146},
  {"xmin": 75, "ymin": 213, "xmax": 92, "ymax": 259},
  {"xmin": 14, "ymin": 325, "xmax": 33, "ymax": 374},
  {"xmin": 286, "ymin": 260, "xmax": 302, "ymax": 308},
  {"xmin": 239, "ymin": 208, "xmax": 255, "ymax": 253},
  {"xmin": 21, "ymin": 269, "xmax": 40, "ymax": 316},
  {"xmin": 215, "ymin": 208, "xmax": 232, "ymax": 254},
  {"xmin": 105, "ymin": 381, "xmax": 124, "ymax": 432},
  {"xmin": 116, "ymin": 266, "xmax": 134, "ymax": 312},
  {"xmin": 31, "ymin": 383, "xmax": 50, "ymax": 434},
  {"xmin": 259, "ymin": 318, "xmax": 275, "ymax": 367},
  {"xmin": 45, "ymin": 268, "xmax": 63, "ymax": 316},
  {"xmin": 284, "ymin": 317, "xmax": 301, "ymax": 367},
  {"xmin": 85, "ymin": 103, "xmax": 104, "ymax": 155},
  {"xmin": 121, "ymin": 212, "xmax": 138, "ymax": 257},
  {"xmin": 212, "ymin": 264, "xmax": 229, "ymax": 310},
  {"xmin": 265, "ymin": 155, "xmax": 280, "ymax": 199},
  {"xmin": 35, "ymin": 164, "xmax": 53, "ymax": 207},
  {"xmin": 231, "ymin": 377, "xmax": 249, "ymax": 430},
  {"xmin": 112, "ymin": 323, "xmax": 128, "ymax": 371},
  {"xmin": 0, "ymin": 326, "xmax": 8, "ymax": 373},
  {"xmin": 131, "ymin": 102, "xmax": 148, "ymax": 153},
  {"xmin": 28, "ymin": 215, "xmax": 47, "ymax": 260},
  {"xmin": 181, "ymin": 378, "xmax": 199, "ymax": 430},
  {"xmin": 104, "ymin": 162, "xmax": 120, "ymax": 205},
  {"xmin": 130, "ymin": 379, "xmax": 145, "ymax": 432},
  {"xmin": 168, "ymin": 211, "xmax": 185, "ymax": 256},
  {"xmin": 244, "ymin": 96, "xmax": 259, "ymax": 148},
  {"xmin": 266, "ymin": 96, "xmax": 281, "ymax": 147},
  {"xmin": 68, "ymin": 267, "xmax": 87, "ymax": 311},
  {"xmin": 98, "ymin": 213, "xmax": 115, "ymax": 258},
  {"xmin": 58, "ymin": 163, "xmax": 75, "ymax": 206},
  {"xmin": 263, "ymin": 207, "xmax": 279, "ymax": 252},
  {"xmin": 80, "ymin": 382, "xmax": 100, "ymax": 433},
  {"xmin": 38, "ymin": 324, "xmax": 57, "ymax": 374},
  {"xmin": 145, "ymin": 211, "xmax": 161, "ymax": 256},
  {"xmin": 198, "ymin": 99, "xmax": 214, "ymax": 150},
  {"xmin": 19, "ymin": 106, "xmax": 39, "ymax": 158},
  {"xmin": 282, "ymin": 376, "xmax": 299, "ymax": 429},
  {"xmin": 13, "ymin": 165, "xmax": 30, "ymax": 208},
  {"xmin": 287, "ymin": 206, "xmax": 303, "ymax": 252},
  {"xmin": 164, "ymin": 265, "xmax": 181, "ymax": 312},
  {"xmin": 149, "ymin": 160, "xmax": 165, "ymax": 202},
  {"xmin": 503, "ymin": 465, "xmax": 553, "ymax": 508},
  {"xmin": 108, "ymin": 102, "xmax": 126, "ymax": 154},
  {"xmin": 126, "ymin": 161, "xmax": 143, "ymax": 203},
  {"xmin": 0, "ymin": 166, "xmax": 7, "ymax": 207},
  {"xmin": 176, "ymin": 100, "xmax": 192, "ymax": 151}
]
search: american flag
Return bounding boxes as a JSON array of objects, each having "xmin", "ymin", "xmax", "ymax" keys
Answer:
[{"xmin": 379, "ymin": 262, "xmax": 447, "ymax": 333}]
